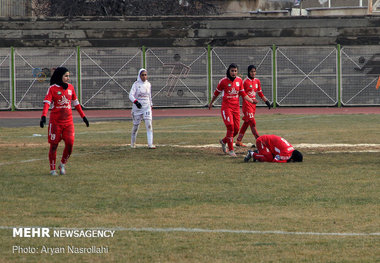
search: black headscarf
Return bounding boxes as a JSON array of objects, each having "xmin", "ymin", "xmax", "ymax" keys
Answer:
[
  {"xmin": 247, "ymin": 65, "xmax": 256, "ymax": 79},
  {"xmin": 226, "ymin": 63, "xmax": 238, "ymax": 81},
  {"xmin": 50, "ymin": 67, "xmax": 69, "ymax": 89}
]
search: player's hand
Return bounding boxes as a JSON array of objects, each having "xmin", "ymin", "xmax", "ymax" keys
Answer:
[
  {"xmin": 134, "ymin": 100, "xmax": 142, "ymax": 109},
  {"xmin": 40, "ymin": 116, "xmax": 46, "ymax": 128},
  {"xmin": 265, "ymin": 100, "xmax": 271, "ymax": 109},
  {"xmin": 251, "ymin": 99, "xmax": 258, "ymax": 104},
  {"xmin": 208, "ymin": 103, "xmax": 213, "ymax": 110},
  {"xmin": 83, "ymin": 117, "xmax": 89, "ymax": 127}
]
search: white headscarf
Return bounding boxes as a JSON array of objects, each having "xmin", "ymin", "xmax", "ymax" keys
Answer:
[{"xmin": 137, "ymin": 68, "xmax": 147, "ymax": 83}]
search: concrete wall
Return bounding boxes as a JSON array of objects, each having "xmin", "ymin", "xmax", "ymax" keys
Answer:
[{"xmin": 0, "ymin": 15, "xmax": 379, "ymax": 47}]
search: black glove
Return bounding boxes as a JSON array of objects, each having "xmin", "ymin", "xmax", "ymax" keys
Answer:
[
  {"xmin": 40, "ymin": 116, "xmax": 46, "ymax": 128},
  {"xmin": 265, "ymin": 100, "xmax": 271, "ymax": 109},
  {"xmin": 83, "ymin": 116, "xmax": 89, "ymax": 127},
  {"xmin": 134, "ymin": 100, "xmax": 142, "ymax": 109}
]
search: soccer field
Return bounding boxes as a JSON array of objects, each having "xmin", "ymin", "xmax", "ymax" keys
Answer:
[{"xmin": 1, "ymin": 114, "xmax": 380, "ymax": 262}]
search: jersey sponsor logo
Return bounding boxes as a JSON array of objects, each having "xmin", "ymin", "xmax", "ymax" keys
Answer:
[
  {"xmin": 227, "ymin": 89, "xmax": 239, "ymax": 95},
  {"xmin": 248, "ymin": 91, "xmax": 256, "ymax": 97},
  {"xmin": 228, "ymin": 84, "xmax": 231, "ymax": 87},
  {"xmin": 57, "ymin": 91, "xmax": 62, "ymax": 95},
  {"xmin": 56, "ymin": 95, "xmax": 71, "ymax": 109},
  {"xmin": 250, "ymin": 85, "xmax": 252, "ymax": 88},
  {"xmin": 68, "ymin": 90, "xmax": 72, "ymax": 96},
  {"xmin": 236, "ymin": 82, "xmax": 240, "ymax": 87}
]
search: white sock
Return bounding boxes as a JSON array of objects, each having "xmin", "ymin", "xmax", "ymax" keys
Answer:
[
  {"xmin": 145, "ymin": 119, "xmax": 153, "ymax": 146},
  {"xmin": 131, "ymin": 124, "xmax": 139, "ymax": 146}
]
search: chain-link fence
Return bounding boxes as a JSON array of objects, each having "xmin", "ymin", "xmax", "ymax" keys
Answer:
[
  {"xmin": 341, "ymin": 46, "xmax": 380, "ymax": 105},
  {"xmin": 146, "ymin": 47, "xmax": 208, "ymax": 107},
  {"xmin": 2, "ymin": 45, "xmax": 379, "ymax": 110},
  {"xmin": 0, "ymin": 48, "xmax": 11, "ymax": 109},
  {"xmin": 211, "ymin": 47, "xmax": 273, "ymax": 106},
  {"xmin": 14, "ymin": 48, "xmax": 77, "ymax": 109},
  {"xmin": 276, "ymin": 46, "xmax": 337, "ymax": 106},
  {"xmin": 80, "ymin": 48, "xmax": 142, "ymax": 109}
]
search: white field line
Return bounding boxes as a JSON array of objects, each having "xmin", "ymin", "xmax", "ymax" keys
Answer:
[{"xmin": 0, "ymin": 226, "xmax": 379, "ymax": 237}]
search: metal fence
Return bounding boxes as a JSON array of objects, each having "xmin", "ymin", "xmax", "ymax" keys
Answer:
[
  {"xmin": 80, "ymin": 47, "xmax": 142, "ymax": 109},
  {"xmin": 146, "ymin": 48, "xmax": 208, "ymax": 107},
  {"xmin": 1, "ymin": 45, "xmax": 379, "ymax": 110}
]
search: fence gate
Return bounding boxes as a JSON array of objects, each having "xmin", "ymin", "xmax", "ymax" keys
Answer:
[
  {"xmin": 0, "ymin": 48, "xmax": 11, "ymax": 110},
  {"xmin": 14, "ymin": 48, "xmax": 77, "ymax": 109},
  {"xmin": 341, "ymin": 46, "xmax": 380, "ymax": 106},
  {"xmin": 80, "ymin": 48, "xmax": 142, "ymax": 109},
  {"xmin": 146, "ymin": 48, "xmax": 208, "ymax": 107},
  {"xmin": 211, "ymin": 47, "xmax": 273, "ymax": 106},
  {"xmin": 276, "ymin": 46, "xmax": 337, "ymax": 106}
]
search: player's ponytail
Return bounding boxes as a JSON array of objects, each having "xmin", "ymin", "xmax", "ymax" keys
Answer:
[{"xmin": 50, "ymin": 67, "xmax": 69, "ymax": 89}]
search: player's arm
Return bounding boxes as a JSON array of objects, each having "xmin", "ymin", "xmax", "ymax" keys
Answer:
[
  {"xmin": 40, "ymin": 87, "xmax": 53, "ymax": 128},
  {"xmin": 257, "ymin": 80, "xmax": 271, "ymax": 109},
  {"xmin": 129, "ymin": 83, "xmax": 142, "ymax": 109},
  {"xmin": 208, "ymin": 82, "xmax": 223, "ymax": 109},
  {"xmin": 72, "ymin": 89, "xmax": 89, "ymax": 127}
]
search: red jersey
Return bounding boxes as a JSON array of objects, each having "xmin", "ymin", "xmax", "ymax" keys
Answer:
[
  {"xmin": 214, "ymin": 77, "xmax": 247, "ymax": 109},
  {"xmin": 242, "ymin": 77, "xmax": 264, "ymax": 110},
  {"xmin": 257, "ymin": 135, "xmax": 295, "ymax": 163},
  {"xmin": 42, "ymin": 84, "xmax": 84, "ymax": 124}
]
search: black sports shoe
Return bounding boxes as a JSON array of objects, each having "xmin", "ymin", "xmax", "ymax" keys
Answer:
[{"xmin": 244, "ymin": 150, "xmax": 253, "ymax": 162}]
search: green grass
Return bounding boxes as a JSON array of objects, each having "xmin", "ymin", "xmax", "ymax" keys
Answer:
[{"xmin": 1, "ymin": 114, "xmax": 380, "ymax": 262}]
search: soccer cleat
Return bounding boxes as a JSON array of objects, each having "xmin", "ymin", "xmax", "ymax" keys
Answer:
[
  {"xmin": 244, "ymin": 150, "xmax": 253, "ymax": 162},
  {"xmin": 228, "ymin": 150, "xmax": 237, "ymax": 157},
  {"xmin": 58, "ymin": 164, "xmax": 66, "ymax": 175},
  {"xmin": 148, "ymin": 145, "xmax": 156, "ymax": 149},
  {"xmin": 130, "ymin": 144, "xmax": 136, "ymax": 148},
  {"xmin": 50, "ymin": 170, "xmax": 58, "ymax": 176},
  {"xmin": 236, "ymin": 141, "xmax": 247, "ymax": 147},
  {"xmin": 219, "ymin": 139, "xmax": 227, "ymax": 154}
]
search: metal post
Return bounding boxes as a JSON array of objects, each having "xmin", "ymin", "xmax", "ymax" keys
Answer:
[
  {"xmin": 76, "ymin": 46, "xmax": 82, "ymax": 104},
  {"xmin": 207, "ymin": 45, "xmax": 212, "ymax": 104},
  {"xmin": 337, "ymin": 44, "xmax": 342, "ymax": 107},
  {"xmin": 11, "ymin": 47, "xmax": 15, "ymax": 111},
  {"xmin": 142, "ymin": 45, "xmax": 146, "ymax": 69},
  {"xmin": 272, "ymin": 44, "xmax": 277, "ymax": 109}
]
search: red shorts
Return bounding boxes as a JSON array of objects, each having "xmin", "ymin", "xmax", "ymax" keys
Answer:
[
  {"xmin": 242, "ymin": 103, "xmax": 256, "ymax": 124},
  {"xmin": 48, "ymin": 122, "xmax": 75, "ymax": 145},
  {"xmin": 221, "ymin": 106, "xmax": 240, "ymax": 131}
]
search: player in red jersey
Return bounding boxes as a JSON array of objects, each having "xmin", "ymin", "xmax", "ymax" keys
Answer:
[
  {"xmin": 208, "ymin": 64, "xmax": 256, "ymax": 157},
  {"xmin": 39, "ymin": 67, "xmax": 89, "ymax": 176},
  {"xmin": 236, "ymin": 65, "xmax": 271, "ymax": 147},
  {"xmin": 244, "ymin": 134, "xmax": 303, "ymax": 163}
]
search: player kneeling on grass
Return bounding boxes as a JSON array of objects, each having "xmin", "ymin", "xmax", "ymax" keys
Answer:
[
  {"xmin": 40, "ymin": 67, "xmax": 89, "ymax": 176},
  {"xmin": 129, "ymin": 68, "xmax": 155, "ymax": 149},
  {"xmin": 244, "ymin": 134, "xmax": 303, "ymax": 163}
]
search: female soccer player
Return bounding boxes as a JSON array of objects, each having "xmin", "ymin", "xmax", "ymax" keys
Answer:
[
  {"xmin": 236, "ymin": 65, "xmax": 271, "ymax": 147},
  {"xmin": 129, "ymin": 68, "xmax": 155, "ymax": 149},
  {"xmin": 40, "ymin": 67, "xmax": 89, "ymax": 176},
  {"xmin": 244, "ymin": 134, "xmax": 303, "ymax": 163},
  {"xmin": 208, "ymin": 63, "xmax": 256, "ymax": 157}
]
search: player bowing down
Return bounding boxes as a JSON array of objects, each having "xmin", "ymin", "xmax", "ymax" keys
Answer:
[
  {"xmin": 129, "ymin": 68, "xmax": 155, "ymax": 149},
  {"xmin": 40, "ymin": 67, "xmax": 89, "ymax": 176},
  {"xmin": 244, "ymin": 134, "xmax": 303, "ymax": 163},
  {"xmin": 208, "ymin": 63, "xmax": 256, "ymax": 157}
]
